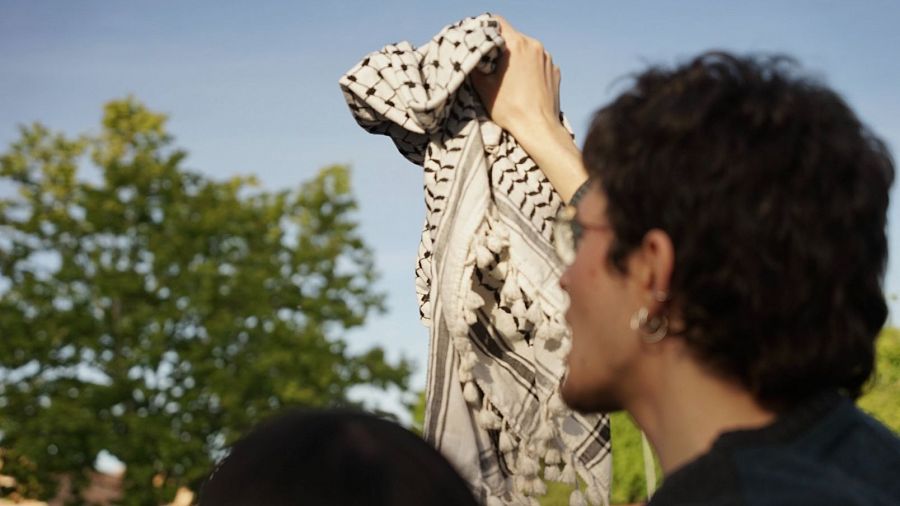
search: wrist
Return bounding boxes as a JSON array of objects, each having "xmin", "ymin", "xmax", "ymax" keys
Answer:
[
  {"xmin": 508, "ymin": 116, "xmax": 575, "ymax": 169},
  {"xmin": 507, "ymin": 116, "xmax": 588, "ymax": 202},
  {"xmin": 507, "ymin": 110, "xmax": 563, "ymax": 144}
]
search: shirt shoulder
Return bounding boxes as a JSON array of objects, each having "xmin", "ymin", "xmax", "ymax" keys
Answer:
[
  {"xmin": 648, "ymin": 448, "xmax": 744, "ymax": 506},
  {"xmin": 732, "ymin": 401, "xmax": 900, "ymax": 506},
  {"xmin": 649, "ymin": 394, "xmax": 900, "ymax": 506}
]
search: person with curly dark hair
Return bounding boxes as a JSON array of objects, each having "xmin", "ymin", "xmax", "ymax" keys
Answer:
[
  {"xmin": 473, "ymin": 15, "xmax": 900, "ymax": 505},
  {"xmin": 198, "ymin": 409, "xmax": 479, "ymax": 506}
]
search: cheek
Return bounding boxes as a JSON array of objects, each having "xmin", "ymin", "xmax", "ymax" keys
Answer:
[
  {"xmin": 561, "ymin": 262, "xmax": 606, "ymax": 373},
  {"xmin": 564, "ymin": 259, "xmax": 610, "ymax": 322},
  {"xmin": 563, "ymin": 254, "xmax": 599, "ymax": 300},
  {"xmin": 560, "ymin": 255, "xmax": 637, "ymax": 408},
  {"xmin": 562, "ymin": 333, "xmax": 618, "ymax": 411}
]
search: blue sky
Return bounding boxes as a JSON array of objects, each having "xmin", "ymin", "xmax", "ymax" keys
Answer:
[{"xmin": 3, "ymin": 0, "xmax": 900, "ymax": 419}]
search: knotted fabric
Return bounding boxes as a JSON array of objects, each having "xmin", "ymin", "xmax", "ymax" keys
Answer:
[{"xmin": 340, "ymin": 14, "xmax": 611, "ymax": 505}]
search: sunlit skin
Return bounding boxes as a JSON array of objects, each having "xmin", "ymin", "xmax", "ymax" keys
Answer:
[
  {"xmin": 557, "ymin": 188, "xmax": 646, "ymax": 413},
  {"xmin": 557, "ymin": 186, "xmax": 778, "ymax": 475}
]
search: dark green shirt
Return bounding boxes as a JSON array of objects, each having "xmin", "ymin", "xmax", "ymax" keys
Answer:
[{"xmin": 649, "ymin": 392, "xmax": 900, "ymax": 505}]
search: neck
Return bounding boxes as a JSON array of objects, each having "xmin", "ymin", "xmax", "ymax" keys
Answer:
[{"xmin": 624, "ymin": 351, "xmax": 777, "ymax": 475}]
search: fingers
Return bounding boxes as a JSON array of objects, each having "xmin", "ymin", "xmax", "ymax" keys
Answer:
[
  {"xmin": 492, "ymin": 14, "xmax": 544, "ymax": 54},
  {"xmin": 491, "ymin": 14, "xmax": 560, "ymax": 85},
  {"xmin": 491, "ymin": 14, "xmax": 513, "ymax": 36},
  {"xmin": 470, "ymin": 52, "xmax": 505, "ymax": 112},
  {"xmin": 476, "ymin": 13, "xmax": 563, "ymax": 130}
]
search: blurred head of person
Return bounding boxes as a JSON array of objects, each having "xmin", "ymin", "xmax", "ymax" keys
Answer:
[
  {"xmin": 199, "ymin": 409, "xmax": 479, "ymax": 506},
  {"xmin": 560, "ymin": 52, "xmax": 895, "ymax": 412}
]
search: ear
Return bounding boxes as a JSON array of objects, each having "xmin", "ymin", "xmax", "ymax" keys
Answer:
[{"xmin": 630, "ymin": 229, "xmax": 675, "ymax": 310}]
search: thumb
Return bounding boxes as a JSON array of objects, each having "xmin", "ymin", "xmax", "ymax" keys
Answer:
[{"xmin": 470, "ymin": 67, "xmax": 500, "ymax": 108}]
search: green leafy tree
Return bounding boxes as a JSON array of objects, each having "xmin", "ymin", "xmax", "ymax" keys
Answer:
[
  {"xmin": 859, "ymin": 327, "xmax": 900, "ymax": 433},
  {"xmin": 0, "ymin": 98, "xmax": 410, "ymax": 504}
]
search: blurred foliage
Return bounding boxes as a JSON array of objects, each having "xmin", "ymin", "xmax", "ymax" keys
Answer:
[
  {"xmin": 410, "ymin": 390, "xmax": 427, "ymax": 436},
  {"xmin": 542, "ymin": 412, "xmax": 657, "ymax": 506},
  {"xmin": 0, "ymin": 98, "xmax": 411, "ymax": 504},
  {"xmin": 859, "ymin": 327, "xmax": 900, "ymax": 433}
]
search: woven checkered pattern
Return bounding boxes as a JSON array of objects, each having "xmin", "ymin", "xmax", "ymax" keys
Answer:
[{"xmin": 340, "ymin": 14, "xmax": 611, "ymax": 506}]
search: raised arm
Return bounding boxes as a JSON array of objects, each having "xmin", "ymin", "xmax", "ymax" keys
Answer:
[{"xmin": 471, "ymin": 15, "xmax": 589, "ymax": 203}]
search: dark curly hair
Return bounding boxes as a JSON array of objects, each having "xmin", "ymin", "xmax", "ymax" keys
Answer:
[{"xmin": 582, "ymin": 52, "xmax": 895, "ymax": 407}]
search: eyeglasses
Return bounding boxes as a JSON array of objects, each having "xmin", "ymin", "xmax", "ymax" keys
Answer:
[{"xmin": 552, "ymin": 204, "xmax": 611, "ymax": 265}]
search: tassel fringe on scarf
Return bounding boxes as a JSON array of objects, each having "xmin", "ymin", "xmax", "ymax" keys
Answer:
[{"xmin": 340, "ymin": 14, "xmax": 611, "ymax": 505}]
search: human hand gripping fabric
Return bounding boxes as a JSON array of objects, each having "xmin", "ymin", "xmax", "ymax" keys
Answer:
[
  {"xmin": 470, "ymin": 15, "xmax": 561, "ymax": 137},
  {"xmin": 471, "ymin": 15, "xmax": 588, "ymax": 203}
]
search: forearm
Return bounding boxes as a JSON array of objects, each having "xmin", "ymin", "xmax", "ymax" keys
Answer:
[
  {"xmin": 510, "ymin": 117, "xmax": 589, "ymax": 203},
  {"xmin": 469, "ymin": 15, "xmax": 589, "ymax": 202}
]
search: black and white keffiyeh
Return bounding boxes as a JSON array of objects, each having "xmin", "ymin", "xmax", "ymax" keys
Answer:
[{"xmin": 340, "ymin": 14, "xmax": 611, "ymax": 506}]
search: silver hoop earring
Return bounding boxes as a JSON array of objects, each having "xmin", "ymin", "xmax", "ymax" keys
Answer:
[
  {"xmin": 630, "ymin": 306, "xmax": 669, "ymax": 343},
  {"xmin": 629, "ymin": 307, "xmax": 649, "ymax": 331}
]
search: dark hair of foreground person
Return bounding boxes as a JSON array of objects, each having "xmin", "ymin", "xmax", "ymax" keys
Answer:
[
  {"xmin": 582, "ymin": 52, "xmax": 895, "ymax": 409},
  {"xmin": 198, "ymin": 409, "xmax": 479, "ymax": 506}
]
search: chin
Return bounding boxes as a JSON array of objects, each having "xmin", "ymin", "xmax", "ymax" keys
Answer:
[{"xmin": 560, "ymin": 373, "xmax": 624, "ymax": 414}]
